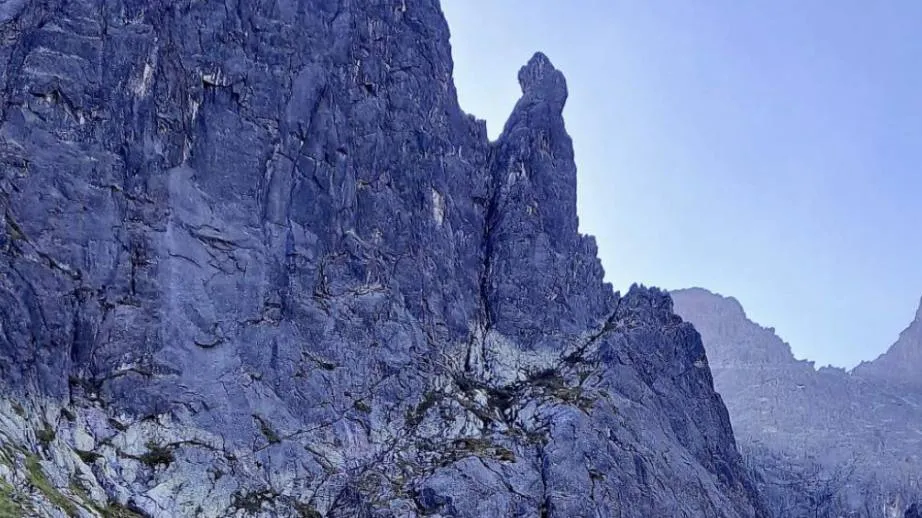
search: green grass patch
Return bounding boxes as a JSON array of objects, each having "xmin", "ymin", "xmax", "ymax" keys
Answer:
[
  {"xmin": 0, "ymin": 479, "xmax": 25, "ymax": 518},
  {"xmin": 25, "ymin": 455, "xmax": 79, "ymax": 517},
  {"xmin": 70, "ymin": 475, "xmax": 146, "ymax": 518}
]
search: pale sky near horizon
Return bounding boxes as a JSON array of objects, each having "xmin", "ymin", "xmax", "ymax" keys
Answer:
[{"xmin": 441, "ymin": 1, "xmax": 922, "ymax": 369}]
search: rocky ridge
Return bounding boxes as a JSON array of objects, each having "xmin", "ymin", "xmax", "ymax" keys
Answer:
[
  {"xmin": 671, "ymin": 287, "xmax": 922, "ymax": 517},
  {"xmin": 853, "ymin": 297, "xmax": 922, "ymax": 391},
  {"xmin": 0, "ymin": 1, "xmax": 764, "ymax": 517}
]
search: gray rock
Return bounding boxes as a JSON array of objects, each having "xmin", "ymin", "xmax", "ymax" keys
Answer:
[
  {"xmin": 672, "ymin": 287, "xmax": 922, "ymax": 517},
  {"xmin": 853, "ymin": 297, "xmax": 922, "ymax": 391},
  {"xmin": 0, "ymin": 2, "xmax": 765, "ymax": 516}
]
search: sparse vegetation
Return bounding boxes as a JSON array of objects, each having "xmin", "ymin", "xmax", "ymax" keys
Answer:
[
  {"xmin": 98, "ymin": 501, "xmax": 147, "ymax": 518},
  {"xmin": 494, "ymin": 447, "xmax": 516, "ymax": 462},
  {"xmin": 0, "ymin": 479, "xmax": 25, "ymax": 518},
  {"xmin": 253, "ymin": 415, "xmax": 281, "ymax": 444},
  {"xmin": 485, "ymin": 385, "xmax": 515, "ymax": 414},
  {"xmin": 69, "ymin": 479, "xmax": 146, "ymax": 518},
  {"xmin": 107, "ymin": 419, "xmax": 128, "ymax": 432},
  {"xmin": 138, "ymin": 442, "xmax": 174, "ymax": 469},
  {"xmin": 293, "ymin": 502, "xmax": 322, "ymax": 518},
  {"xmin": 230, "ymin": 489, "xmax": 321, "ymax": 517},
  {"xmin": 451, "ymin": 437, "xmax": 516, "ymax": 463},
  {"xmin": 528, "ymin": 367, "xmax": 596, "ymax": 411},
  {"xmin": 25, "ymin": 454, "xmax": 79, "ymax": 517},
  {"xmin": 75, "ymin": 449, "xmax": 103, "ymax": 464},
  {"xmin": 232, "ymin": 489, "xmax": 276, "ymax": 514},
  {"xmin": 529, "ymin": 368, "xmax": 567, "ymax": 391},
  {"xmin": 35, "ymin": 424, "xmax": 56, "ymax": 447},
  {"xmin": 405, "ymin": 391, "xmax": 441, "ymax": 427}
]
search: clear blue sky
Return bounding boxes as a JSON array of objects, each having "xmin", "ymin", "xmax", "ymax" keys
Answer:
[{"xmin": 441, "ymin": 0, "xmax": 922, "ymax": 369}]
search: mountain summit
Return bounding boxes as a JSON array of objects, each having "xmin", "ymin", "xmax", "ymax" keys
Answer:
[{"xmin": 0, "ymin": 1, "xmax": 763, "ymax": 516}]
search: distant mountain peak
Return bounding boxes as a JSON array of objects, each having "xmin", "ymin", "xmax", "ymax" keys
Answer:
[
  {"xmin": 671, "ymin": 287, "xmax": 748, "ymax": 320},
  {"xmin": 670, "ymin": 288, "xmax": 797, "ymax": 367},
  {"xmin": 673, "ymin": 286, "xmax": 922, "ymax": 516}
]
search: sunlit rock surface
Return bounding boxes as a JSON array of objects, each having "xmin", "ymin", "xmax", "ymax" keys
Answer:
[{"xmin": 0, "ymin": 1, "xmax": 765, "ymax": 516}]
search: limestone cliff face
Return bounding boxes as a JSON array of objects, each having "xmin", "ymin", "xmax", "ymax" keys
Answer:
[
  {"xmin": 0, "ymin": 2, "xmax": 764, "ymax": 516},
  {"xmin": 672, "ymin": 288, "xmax": 922, "ymax": 517}
]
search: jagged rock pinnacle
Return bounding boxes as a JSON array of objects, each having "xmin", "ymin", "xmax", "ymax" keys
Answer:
[
  {"xmin": 517, "ymin": 52, "xmax": 568, "ymax": 110},
  {"xmin": 0, "ymin": 2, "xmax": 766, "ymax": 516}
]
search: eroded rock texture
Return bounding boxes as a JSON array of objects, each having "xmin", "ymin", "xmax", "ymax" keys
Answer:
[{"xmin": 0, "ymin": 1, "xmax": 764, "ymax": 516}]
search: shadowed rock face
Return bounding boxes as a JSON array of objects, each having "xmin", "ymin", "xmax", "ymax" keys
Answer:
[
  {"xmin": 0, "ymin": 2, "xmax": 764, "ymax": 516},
  {"xmin": 672, "ymin": 287, "xmax": 922, "ymax": 517}
]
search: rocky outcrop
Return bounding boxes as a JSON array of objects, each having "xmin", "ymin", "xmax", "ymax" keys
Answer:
[
  {"xmin": 0, "ymin": 1, "xmax": 764, "ymax": 517},
  {"xmin": 853, "ymin": 297, "xmax": 922, "ymax": 391},
  {"xmin": 672, "ymin": 287, "xmax": 922, "ymax": 517}
]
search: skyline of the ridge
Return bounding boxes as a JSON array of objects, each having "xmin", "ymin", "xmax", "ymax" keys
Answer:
[{"xmin": 442, "ymin": 1, "xmax": 922, "ymax": 369}]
